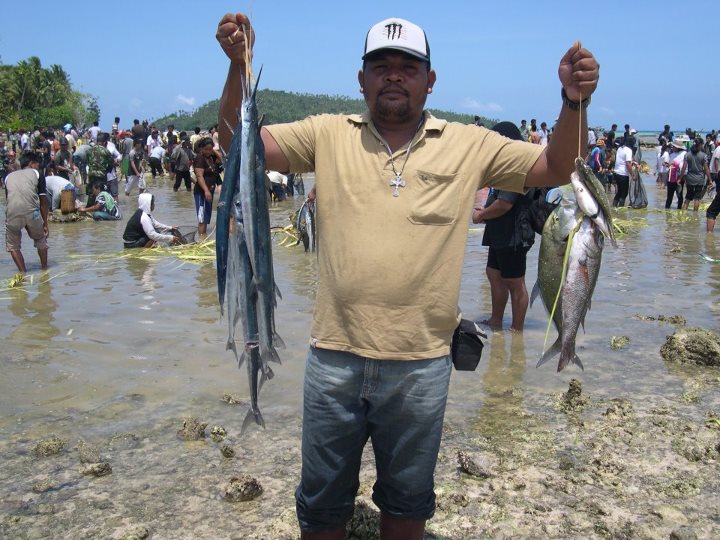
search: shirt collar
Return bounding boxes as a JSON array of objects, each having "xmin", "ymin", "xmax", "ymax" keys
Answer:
[{"xmin": 348, "ymin": 110, "xmax": 447, "ymax": 137}]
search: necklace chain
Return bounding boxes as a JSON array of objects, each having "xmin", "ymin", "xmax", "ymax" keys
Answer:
[{"xmin": 380, "ymin": 118, "xmax": 425, "ymax": 197}]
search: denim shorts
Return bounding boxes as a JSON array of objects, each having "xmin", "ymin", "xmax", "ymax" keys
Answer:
[
  {"xmin": 295, "ymin": 347, "xmax": 452, "ymax": 532},
  {"xmin": 193, "ymin": 189, "xmax": 214, "ymax": 224}
]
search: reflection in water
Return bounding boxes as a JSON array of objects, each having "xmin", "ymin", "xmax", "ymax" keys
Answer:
[
  {"xmin": 469, "ymin": 331, "xmax": 529, "ymax": 449},
  {"xmin": 125, "ymin": 256, "xmax": 157, "ymax": 293},
  {"xmin": 283, "ymin": 251, "xmax": 318, "ymax": 306},
  {"xmin": 195, "ymin": 262, "xmax": 219, "ymax": 310},
  {"xmin": 6, "ymin": 276, "xmax": 59, "ymax": 345}
]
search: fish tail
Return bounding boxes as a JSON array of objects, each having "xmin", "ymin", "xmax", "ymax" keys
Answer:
[
  {"xmin": 241, "ymin": 407, "xmax": 265, "ymax": 434},
  {"xmin": 536, "ymin": 338, "xmax": 561, "ymax": 368},
  {"xmin": 558, "ymin": 353, "xmax": 584, "ymax": 372},
  {"xmin": 530, "ymin": 281, "xmax": 541, "ymax": 308}
]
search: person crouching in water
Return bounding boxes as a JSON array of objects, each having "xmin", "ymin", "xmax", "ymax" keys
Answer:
[
  {"xmin": 123, "ymin": 192, "xmax": 179, "ymax": 248},
  {"xmin": 78, "ymin": 182, "xmax": 122, "ymax": 220}
]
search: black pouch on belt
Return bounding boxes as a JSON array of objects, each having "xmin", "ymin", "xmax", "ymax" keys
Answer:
[{"xmin": 451, "ymin": 319, "xmax": 487, "ymax": 371}]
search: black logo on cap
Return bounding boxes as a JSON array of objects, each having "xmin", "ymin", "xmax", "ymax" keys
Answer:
[{"xmin": 384, "ymin": 23, "xmax": 402, "ymax": 40}]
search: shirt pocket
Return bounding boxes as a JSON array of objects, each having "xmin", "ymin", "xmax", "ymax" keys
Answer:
[{"xmin": 408, "ymin": 170, "xmax": 461, "ymax": 226}]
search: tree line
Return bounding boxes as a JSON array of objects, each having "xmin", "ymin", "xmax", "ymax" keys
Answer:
[
  {"xmin": 153, "ymin": 89, "xmax": 492, "ymax": 130},
  {"xmin": 0, "ymin": 56, "xmax": 99, "ymax": 131}
]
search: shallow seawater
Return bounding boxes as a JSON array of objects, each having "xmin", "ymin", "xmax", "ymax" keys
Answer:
[{"xmin": 1, "ymin": 174, "xmax": 719, "ymax": 539}]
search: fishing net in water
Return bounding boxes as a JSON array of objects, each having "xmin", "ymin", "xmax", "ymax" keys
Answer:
[
  {"xmin": 173, "ymin": 226, "xmax": 197, "ymax": 245},
  {"xmin": 629, "ymin": 170, "xmax": 648, "ymax": 209}
]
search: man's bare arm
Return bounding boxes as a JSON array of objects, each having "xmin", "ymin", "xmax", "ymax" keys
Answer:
[
  {"xmin": 525, "ymin": 41, "xmax": 599, "ymax": 188},
  {"xmin": 216, "ymin": 14, "xmax": 290, "ymax": 172}
]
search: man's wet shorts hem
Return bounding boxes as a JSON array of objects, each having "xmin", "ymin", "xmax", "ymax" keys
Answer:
[{"xmin": 6, "ymin": 213, "xmax": 47, "ymax": 252}]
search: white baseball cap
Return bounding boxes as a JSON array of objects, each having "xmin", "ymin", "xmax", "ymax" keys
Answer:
[{"xmin": 363, "ymin": 18, "xmax": 430, "ymax": 65}]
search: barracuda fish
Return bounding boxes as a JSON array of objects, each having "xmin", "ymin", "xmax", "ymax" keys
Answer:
[
  {"xmin": 216, "ymin": 52, "xmax": 283, "ymax": 430},
  {"xmin": 233, "ymin": 217, "xmax": 274, "ymax": 432},
  {"xmin": 295, "ymin": 198, "xmax": 316, "ymax": 252},
  {"xmin": 215, "ymin": 111, "xmax": 244, "ymax": 314},
  {"xmin": 252, "ymin": 115, "xmax": 284, "ymax": 366}
]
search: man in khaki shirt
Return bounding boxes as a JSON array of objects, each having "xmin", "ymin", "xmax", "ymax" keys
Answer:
[{"xmin": 216, "ymin": 13, "xmax": 599, "ymax": 540}]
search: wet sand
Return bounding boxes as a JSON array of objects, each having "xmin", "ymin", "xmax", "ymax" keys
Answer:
[{"xmin": 1, "ymin": 174, "xmax": 719, "ymax": 539}]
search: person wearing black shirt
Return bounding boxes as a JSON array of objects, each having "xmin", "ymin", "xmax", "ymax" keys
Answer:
[
  {"xmin": 471, "ymin": 122, "xmax": 535, "ymax": 331},
  {"xmin": 193, "ymin": 137, "xmax": 222, "ymax": 236}
]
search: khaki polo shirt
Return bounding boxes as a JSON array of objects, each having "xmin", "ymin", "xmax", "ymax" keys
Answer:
[{"xmin": 266, "ymin": 112, "xmax": 544, "ymax": 360}]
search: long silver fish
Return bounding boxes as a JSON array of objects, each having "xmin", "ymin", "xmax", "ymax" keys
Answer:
[
  {"xmin": 252, "ymin": 117, "xmax": 284, "ymax": 366},
  {"xmin": 235, "ymin": 217, "xmax": 274, "ymax": 432},
  {"xmin": 215, "ymin": 112, "xmax": 244, "ymax": 313},
  {"xmin": 220, "ymin": 59, "xmax": 282, "ymax": 431}
]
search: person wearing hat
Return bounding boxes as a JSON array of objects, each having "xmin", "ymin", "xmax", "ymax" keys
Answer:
[
  {"xmin": 216, "ymin": 13, "xmax": 599, "ymax": 539},
  {"xmin": 665, "ymin": 139, "xmax": 687, "ymax": 209}
]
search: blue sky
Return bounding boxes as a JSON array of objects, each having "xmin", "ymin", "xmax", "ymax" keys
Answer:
[{"xmin": 2, "ymin": 0, "xmax": 718, "ymax": 133}]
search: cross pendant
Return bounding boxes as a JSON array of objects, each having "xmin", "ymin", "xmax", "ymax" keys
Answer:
[{"xmin": 389, "ymin": 175, "xmax": 406, "ymax": 197}]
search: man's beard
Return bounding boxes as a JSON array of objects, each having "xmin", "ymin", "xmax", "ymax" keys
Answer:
[{"xmin": 375, "ymin": 95, "xmax": 413, "ymax": 123}]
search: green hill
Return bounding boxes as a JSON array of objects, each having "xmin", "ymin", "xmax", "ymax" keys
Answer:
[{"xmin": 153, "ymin": 89, "xmax": 492, "ymax": 130}]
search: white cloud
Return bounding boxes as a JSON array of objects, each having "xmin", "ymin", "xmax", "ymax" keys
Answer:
[
  {"xmin": 597, "ymin": 106, "xmax": 615, "ymax": 115},
  {"xmin": 176, "ymin": 94, "xmax": 196, "ymax": 107},
  {"xmin": 461, "ymin": 98, "xmax": 503, "ymax": 113}
]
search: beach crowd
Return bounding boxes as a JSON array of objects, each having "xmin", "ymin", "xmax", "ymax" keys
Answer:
[
  {"xmin": 1, "ymin": 117, "xmax": 718, "ymax": 275},
  {"xmin": 0, "ymin": 118, "xmax": 309, "ymax": 273}
]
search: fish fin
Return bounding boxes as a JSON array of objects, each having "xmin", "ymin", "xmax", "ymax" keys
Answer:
[
  {"xmin": 264, "ymin": 364, "xmax": 275, "ymax": 380},
  {"xmin": 273, "ymin": 332, "xmax": 286, "ymax": 350},
  {"xmin": 260, "ymin": 345, "xmax": 282, "ymax": 365},
  {"xmin": 258, "ymin": 364, "xmax": 275, "ymax": 392},
  {"xmin": 241, "ymin": 407, "xmax": 265, "ymax": 434},
  {"xmin": 536, "ymin": 338, "xmax": 561, "ymax": 368},
  {"xmin": 226, "ymin": 339, "xmax": 238, "ymax": 361},
  {"xmin": 530, "ymin": 281, "xmax": 541, "ymax": 307},
  {"xmin": 236, "ymin": 350, "xmax": 248, "ymax": 369},
  {"xmin": 274, "ymin": 282, "xmax": 282, "ymax": 300},
  {"xmin": 252, "ymin": 276, "xmax": 271, "ymax": 295},
  {"xmin": 558, "ymin": 353, "xmax": 584, "ymax": 372}
]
